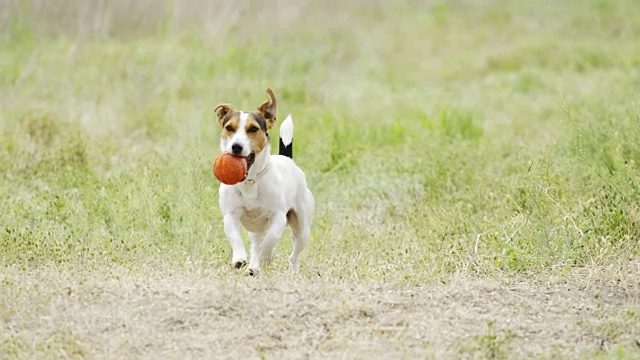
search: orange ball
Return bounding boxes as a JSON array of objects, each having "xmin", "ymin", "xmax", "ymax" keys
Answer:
[{"xmin": 213, "ymin": 153, "xmax": 247, "ymax": 185}]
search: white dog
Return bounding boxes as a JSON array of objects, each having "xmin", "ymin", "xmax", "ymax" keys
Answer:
[{"xmin": 214, "ymin": 89, "xmax": 314, "ymax": 275}]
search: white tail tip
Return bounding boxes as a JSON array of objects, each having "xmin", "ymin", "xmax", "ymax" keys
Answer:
[{"xmin": 280, "ymin": 114, "xmax": 294, "ymax": 146}]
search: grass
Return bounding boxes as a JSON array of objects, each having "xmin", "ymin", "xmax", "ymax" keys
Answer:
[{"xmin": 1, "ymin": 0, "xmax": 640, "ymax": 358}]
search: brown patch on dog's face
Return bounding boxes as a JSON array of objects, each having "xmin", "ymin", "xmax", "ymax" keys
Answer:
[
  {"xmin": 219, "ymin": 111, "xmax": 241, "ymax": 134},
  {"xmin": 245, "ymin": 112, "xmax": 269, "ymax": 154}
]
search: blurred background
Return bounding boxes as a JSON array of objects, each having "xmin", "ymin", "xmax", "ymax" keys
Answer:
[
  {"xmin": 1, "ymin": 0, "xmax": 639, "ymax": 277},
  {"xmin": 3, "ymin": 0, "xmax": 430, "ymax": 38}
]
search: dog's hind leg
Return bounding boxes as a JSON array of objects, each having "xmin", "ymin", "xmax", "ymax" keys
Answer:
[
  {"xmin": 287, "ymin": 197, "xmax": 313, "ymax": 273},
  {"xmin": 289, "ymin": 221, "xmax": 309, "ymax": 273}
]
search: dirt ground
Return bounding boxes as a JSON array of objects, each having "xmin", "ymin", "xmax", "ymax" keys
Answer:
[{"xmin": 2, "ymin": 262, "xmax": 639, "ymax": 359}]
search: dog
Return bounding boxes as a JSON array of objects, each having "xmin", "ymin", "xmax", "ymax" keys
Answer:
[{"xmin": 214, "ymin": 89, "xmax": 314, "ymax": 275}]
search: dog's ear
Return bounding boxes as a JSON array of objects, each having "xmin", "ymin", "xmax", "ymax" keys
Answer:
[
  {"xmin": 214, "ymin": 104, "xmax": 234, "ymax": 126},
  {"xmin": 257, "ymin": 88, "xmax": 277, "ymax": 129}
]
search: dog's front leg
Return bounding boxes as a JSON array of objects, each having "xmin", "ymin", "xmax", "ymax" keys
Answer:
[
  {"xmin": 248, "ymin": 212, "xmax": 287, "ymax": 274},
  {"xmin": 223, "ymin": 213, "xmax": 247, "ymax": 269},
  {"xmin": 248, "ymin": 232, "xmax": 262, "ymax": 266}
]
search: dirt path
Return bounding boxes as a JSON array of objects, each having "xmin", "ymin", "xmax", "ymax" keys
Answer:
[{"xmin": 2, "ymin": 263, "xmax": 639, "ymax": 359}]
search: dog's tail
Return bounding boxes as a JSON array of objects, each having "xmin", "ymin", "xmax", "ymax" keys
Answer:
[{"xmin": 279, "ymin": 114, "xmax": 294, "ymax": 159}]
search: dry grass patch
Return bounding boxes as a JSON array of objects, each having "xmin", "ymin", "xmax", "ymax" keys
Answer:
[{"xmin": 2, "ymin": 262, "xmax": 639, "ymax": 359}]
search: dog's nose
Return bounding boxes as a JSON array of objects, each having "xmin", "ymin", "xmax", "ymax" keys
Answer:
[{"xmin": 231, "ymin": 143, "xmax": 243, "ymax": 155}]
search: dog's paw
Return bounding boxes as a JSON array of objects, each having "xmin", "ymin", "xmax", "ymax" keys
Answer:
[
  {"xmin": 289, "ymin": 263, "xmax": 300, "ymax": 274},
  {"xmin": 232, "ymin": 260, "xmax": 247, "ymax": 269},
  {"xmin": 247, "ymin": 267, "xmax": 259, "ymax": 277}
]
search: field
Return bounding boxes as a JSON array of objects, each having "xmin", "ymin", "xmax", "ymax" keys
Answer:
[{"xmin": 1, "ymin": 0, "xmax": 640, "ymax": 358}]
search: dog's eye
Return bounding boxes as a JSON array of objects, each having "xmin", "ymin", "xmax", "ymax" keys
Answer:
[
  {"xmin": 247, "ymin": 126, "xmax": 259, "ymax": 133},
  {"xmin": 225, "ymin": 125, "xmax": 235, "ymax": 132}
]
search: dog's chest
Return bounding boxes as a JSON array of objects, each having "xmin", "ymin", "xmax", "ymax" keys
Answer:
[
  {"xmin": 237, "ymin": 185, "xmax": 274, "ymax": 231},
  {"xmin": 239, "ymin": 184, "xmax": 259, "ymax": 201},
  {"xmin": 240, "ymin": 205, "xmax": 272, "ymax": 232}
]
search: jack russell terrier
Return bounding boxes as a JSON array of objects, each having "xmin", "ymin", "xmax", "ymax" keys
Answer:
[{"xmin": 214, "ymin": 89, "xmax": 314, "ymax": 275}]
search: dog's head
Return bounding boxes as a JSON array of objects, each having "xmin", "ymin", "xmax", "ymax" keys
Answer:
[{"xmin": 215, "ymin": 89, "xmax": 277, "ymax": 173}]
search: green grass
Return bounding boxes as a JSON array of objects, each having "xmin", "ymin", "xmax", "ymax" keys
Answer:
[
  {"xmin": 1, "ymin": 0, "xmax": 640, "ymax": 358},
  {"xmin": 3, "ymin": 0, "xmax": 639, "ymax": 280}
]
